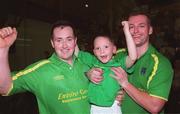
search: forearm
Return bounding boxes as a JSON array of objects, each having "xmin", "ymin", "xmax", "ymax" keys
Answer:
[
  {"xmin": 124, "ymin": 30, "xmax": 137, "ymax": 68},
  {"xmin": 0, "ymin": 48, "xmax": 12, "ymax": 95},
  {"xmin": 122, "ymin": 83, "xmax": 166, "ymax": 113}
]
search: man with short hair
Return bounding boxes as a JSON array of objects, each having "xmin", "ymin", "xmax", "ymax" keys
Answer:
[{"xmin": 0, "ymin": 20, "xmax": 90, "ymax": 114}]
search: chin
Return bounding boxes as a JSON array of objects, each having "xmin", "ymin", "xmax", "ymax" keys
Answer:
[{"xmin": 101, "ymin": 60, "xmax": 108, "ymax": 64}]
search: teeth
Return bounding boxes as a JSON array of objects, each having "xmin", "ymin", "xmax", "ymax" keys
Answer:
[
  {"xmin": 101, "ymin": 55, "xmax": 107, "ymax": 59},
  {"xmin": 61, "ymin": 49, "xmax": 69, "ymax": 53}
]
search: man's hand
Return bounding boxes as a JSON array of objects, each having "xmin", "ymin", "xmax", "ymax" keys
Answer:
[
  {"xmin": 111, "ymin": 67, "xmax": 129, "ymax": 88},
  {"xmin": 0, "ymin": 27, "xmax": 17, "ymax": 48},
  {"xmin": 86, "ymin": 68, "xmax": 103, "ymax": 84}
]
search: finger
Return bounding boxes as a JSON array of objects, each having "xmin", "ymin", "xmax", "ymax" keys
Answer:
[
  {"xmin": 94, "ymin": 75, "xmax": 103, "ymax": 81},
  {"xmin": 110, "ymin": 74, "xmax": 119, "ymax": 80},
  {"xmin": 0, "ymin": 29, "xmax": 6, "ymax": 38},
  {"xmin": 111, "ymin": 67, "xmax": 120, "ymax": 76},
  {"xmin": 6, "ymin": 27, "xmax": 13, "ymax": 35},
  {"xmin": 121, "ymin": 21, "xmax": 125, "ymax": 26},
  {"xmin": 92, "ymin": 78, "xmax": 102, "ymax": 84},
  {"xmin": 94, "ymin": 68, "xmax": 103, "ymax": 74},
  {"xmin": 118, "ymin": 90, "xmax": 124, "ymax": 95},
  {"xmin": 0, "ymin": 27, "xmax": 12, "ymax": 38},
  {"xmin": 112, "ymin": 67, "xmax": 125, "ymax": 75}
]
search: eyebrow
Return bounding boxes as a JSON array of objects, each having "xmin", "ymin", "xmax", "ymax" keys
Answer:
[{"xmin": 54, "ymin": 36, "xmax": 74, "ymax": 39}]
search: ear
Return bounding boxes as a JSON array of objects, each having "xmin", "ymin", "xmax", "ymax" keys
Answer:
[
  {"xmin": 74, "ymin": 37, "xmax": 77, "ymax": 45},
  {"xmin": 149, "ymin": 26, "xmax": 153, "ymax": 35},
  {"xmin": 113, "ymin": 45, "xmax": 117, "ymax": 54},
  {"xmin": 50, "ymin": 39, "xmax": 55, "ymax": 48}
]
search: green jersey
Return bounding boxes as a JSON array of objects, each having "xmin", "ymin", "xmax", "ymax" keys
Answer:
[
  {"xmin": 78, "ymin": 51, "xmax": 128, "ymax": 106},
  {"xmin": 8, "ymin": 53, "xmax": 90, "ymax": 114},
  {"xmin": 116, "ymin": 45, "xmax": 173, "ymax": 114}
]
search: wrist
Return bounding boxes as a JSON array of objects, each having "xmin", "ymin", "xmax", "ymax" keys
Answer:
[
  {"xmin": 0, "ymin": 48, "xmax": 9, "ymax": 58},
  {"xmin": 121, "ymin": 81, "xmax": 130, "ymax": 89}
]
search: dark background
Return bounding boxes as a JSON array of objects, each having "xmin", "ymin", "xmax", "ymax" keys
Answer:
[{"xmin": 0, "ymin": 0, "xmax": 180, "ymax": 113}]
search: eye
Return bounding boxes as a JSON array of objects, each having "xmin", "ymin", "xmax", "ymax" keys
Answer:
[
  {"xmin": 67, "ymin": 38, "xmax": 73, "ymax": 41},
  {"xmin": 95, "ymin": 47, "xmax": 100, "ymax": 50},
  {"xmin": 55, "ymin": 38, "xmax": 62, "ymax": 42},
  {"xmin": 139, "ymin": 23, "xmax": 146, "ymax": 28},
  {"xmin": 129, "ymin": 25, "xmax": 134, "ymax": 29},
  {"xmin": 105, "ymin": 45, "xmax": 109, "ymax": 48},
  {"xmin": 139, "ymin": 25, "xmax": 145, "ymax": 28}
]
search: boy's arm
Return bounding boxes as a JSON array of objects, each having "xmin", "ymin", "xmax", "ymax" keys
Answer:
[
  {"xmin": 122, "ymin": 21, "xmax": 137, "ymax": 68},
  {"xmin": 78, "ymin": 50, "xmax": 99, "ymax": 67},
  {"xmin": 0, "ymin": 27, "xmax": 17, "ymax": 95}
]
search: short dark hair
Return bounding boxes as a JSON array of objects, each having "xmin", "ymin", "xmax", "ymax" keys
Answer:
[
  {"xmin": 93, "ymin": 33, "xmax": 116, "ymax": 46},
  {"xmin": 50, "ymin": 20, "xmax": 77, "ymax": 38},
  {"xmin": 128, "ymin": 11, "xmax": 151, "ymax": 26}
]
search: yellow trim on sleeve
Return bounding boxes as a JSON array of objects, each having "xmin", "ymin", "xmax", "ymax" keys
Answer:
[
  {"xmin": 4, "ymin": 83, "xmax": 13, "ymax": 96},
  {"xmin": 116, "ymin": 48, "xmax": 126, "ymax": 54},
  {"xmin": 2, "ymin": 83, "xmax": 13, "ymax": 96},
  {"xmin": 12, "ymin": 60, "xmax": 50, "ymax": 80},
  {"xmin": 147, "ymin": 54, "xmax": 159, "ymax": 89},
  {"xmin": 149, "ymin": 94, "xmax": 168, "ymax": 101}
]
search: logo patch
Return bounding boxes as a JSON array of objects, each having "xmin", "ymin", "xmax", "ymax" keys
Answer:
[{"xmin": 141, "ymin": 67, "xmax": 147, "ymax": 75}]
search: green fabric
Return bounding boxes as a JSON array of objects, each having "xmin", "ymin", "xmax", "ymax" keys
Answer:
[
  {"xmin": 9, "ymin": 53, "xmax": 90, "ymax": 114},
  {"xmin": 78, "ymin": 51, "xmax": 127, "ymax": 106},
  {"xmin": 120, "ymin": 45, "xmax": 173, "ymax": 114}
]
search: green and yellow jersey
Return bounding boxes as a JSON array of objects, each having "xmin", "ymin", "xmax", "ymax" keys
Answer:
[
  {"xmin": 8, "ymin": 53, "xmax": 90, "ymax": 114},
  {"xmin": 118, "ymin": 44, "xmax": 174, "ymax": 114}
]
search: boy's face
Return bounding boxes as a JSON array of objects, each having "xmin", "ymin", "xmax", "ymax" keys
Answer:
[
  {"xmin": 51, "ymin": 26, "xmax": 77, "ymax": 64},
  {"xmin": 93, "ymin": 36, "xmax": 116, "ymax": 63}
]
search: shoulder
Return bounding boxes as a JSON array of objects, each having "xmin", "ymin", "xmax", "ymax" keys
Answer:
[
  {"xmin": 148, "ymin": 50, "xmax": 173, "ymax": 77},
  {"xmin": 15, "ymin": 59, "xmax": 50, "ymax": 74},
  {"xmin": 26, "ymin": 59, "xmax": 51, "ymax": 69},
  {"xmin": 12, "ymin": 59, "xmax": 50, "ymax": 80},
  {"xmin": 114, "ymin": 48, "xmax": 127, "ymax": 59},
  {"xmin": 79, "ymin": 50, "xmax": 93, "ymax": 57},
  {"xmin": 152, "ymin": 50, "xmax": 172, "ymax": 68},
  {"xmin": 116, "ymin": 48, "xmax": 127, "ymax": 54}
]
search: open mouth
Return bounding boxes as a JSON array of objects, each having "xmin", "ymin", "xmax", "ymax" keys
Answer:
[{"xmin": 100, "ymin": 55, "xmax": 108, "ymax": 60}]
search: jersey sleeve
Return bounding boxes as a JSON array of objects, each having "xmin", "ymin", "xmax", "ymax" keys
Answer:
[
  {"xmin": 8, "ymin": 60, "xmax": 49, "ymax": 95},
  {"xmin": 148, "ymin": 56, "xmax": 173, "ymax": 101},
  {"xmin": 78, "ymin": 51, "xmax": 98, "ymax": 67},
  {"xmin": 114, "ymin": 48, "xmax": 134, "ymax": 73}
]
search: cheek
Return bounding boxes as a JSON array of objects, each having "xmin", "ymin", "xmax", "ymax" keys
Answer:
[
  {"xmin": 129, "ymin": 29, "xmax": 134, "ymax": 34},
  {"xmin": 93, "ymin": 50, "xmax": 99, "ymax": 57},
  {"xmin": 68, "ymin": 42, "xmax": 76, "ymax": 49}
]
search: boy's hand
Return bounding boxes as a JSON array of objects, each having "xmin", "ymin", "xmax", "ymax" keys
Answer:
[
  {"xmin": 0, "ymin": 27, "xmax": 17, "ymax": 48},
  {"xmin": 121, "ymin": 21, "xmax": 129, "ymax": 33}
]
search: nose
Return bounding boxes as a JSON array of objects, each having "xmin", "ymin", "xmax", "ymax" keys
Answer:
[
  {"xmin": 133, "ymin": 26, "xmax": 139, "ymax": 33},
  {"xmin": 100, "ymin": 48, "xmax": 105, "ymax": 54},
  {"xmin": 62, "ymin": 41, "xmax": 68, "ymax": 48}
]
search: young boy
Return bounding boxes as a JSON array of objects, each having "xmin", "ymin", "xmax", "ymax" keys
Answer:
[{"xmin": 77, "ymin": 21, "xmax": 137, "ymax": 114}]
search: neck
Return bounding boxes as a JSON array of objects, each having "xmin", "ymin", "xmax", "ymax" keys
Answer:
[
  {"xmin": 67, "ymin": 60, "xmax": 73, "ymax": 65},
  {"xmin": 136, "ymin": 43, "xmax": 149, "ymax": 59},
  {"xmin": 60, "ymin": 57, "xmax": 73, "ymax": 66}
]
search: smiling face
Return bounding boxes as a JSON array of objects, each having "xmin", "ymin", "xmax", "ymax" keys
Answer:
[
  {"xmin": 128, "ymin": 15, "xmax": 153, "ymax": 47},
  {"xmin": 93, "ymin": 36, "xmax": 116, "ymax": 63},
  {"xmin": 51, "ymin": 26, "xmax": 77, "ymax": 64}
]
